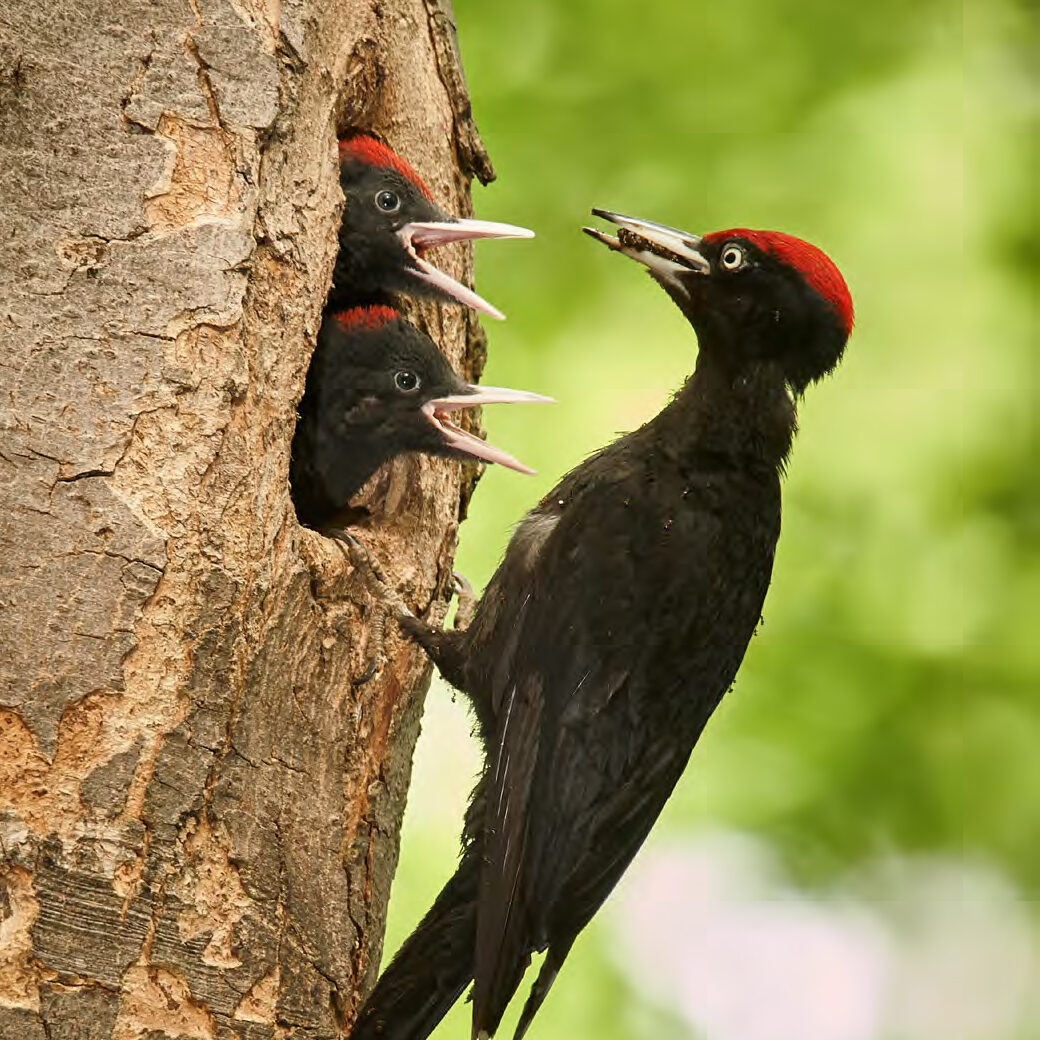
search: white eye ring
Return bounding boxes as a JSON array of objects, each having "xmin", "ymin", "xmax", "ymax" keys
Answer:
[
  {"xmin": 720, "ymin": 244, "xmax": 746, "ymax": 271},
  {"xmin": 394, "ymin": 370, "xmax": 421, "ymax": 393},
  {"xmin": 375, "ymin": 189, "xmax": 401, "ymax": 213}
]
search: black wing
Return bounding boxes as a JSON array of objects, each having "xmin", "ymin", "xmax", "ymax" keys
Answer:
[{"xmin": 469, "ymin": 449, "xmax": 764, "ymax": 1037}]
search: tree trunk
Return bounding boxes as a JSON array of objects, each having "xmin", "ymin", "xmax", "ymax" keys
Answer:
[{"xmin": 0, "ymin": 1, "xmax": 490, "ymax": 1036}]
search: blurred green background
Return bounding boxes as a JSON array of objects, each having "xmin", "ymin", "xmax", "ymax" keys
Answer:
[{"xmin": 382, "ymin": 1, "xmax": 1038, "ymax": 1037}]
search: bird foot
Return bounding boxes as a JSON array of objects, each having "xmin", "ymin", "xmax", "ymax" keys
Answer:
[
  {"xmin": 326, "ymin": 529, "xmax": 416, "ymax": 686},
  {"xmin": 452, "ymin": 571, "xmax": 476, "ymax": 632}
]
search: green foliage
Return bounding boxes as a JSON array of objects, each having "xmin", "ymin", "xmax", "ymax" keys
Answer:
[{"xmin": 382, "ymin": 0, "xmax": 1037, "ymax": 1035}]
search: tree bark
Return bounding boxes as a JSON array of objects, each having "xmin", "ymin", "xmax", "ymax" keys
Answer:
[{"xmin": 0, "ymin": 1, "xmax": 490, "ymax": 1037}]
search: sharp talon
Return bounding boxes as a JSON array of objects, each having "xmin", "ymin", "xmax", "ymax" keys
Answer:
[
  {"xmin": 352, "ymin": 657, "xmax": 380, "ymax": 687},
  {"xmin": 327, "ymin": 527, "xmax": 391, "ymax": 585},
  {"xmin": 326, "ymin": 528, "xmax": 359, "ymax": 551},
  {"xmin": 452, "ymin": 570, "xmax": 477, "ymax": 632}
]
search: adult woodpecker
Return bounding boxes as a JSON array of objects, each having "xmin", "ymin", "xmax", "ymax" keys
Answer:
[
  {"xmin": 290, "ymin": 306, "xmax": 550, "ymax": 531},
  {"xmin": 332, "ymin": 135, "xmax": 533, "ymax": 319},
  {"xmin": 349, "ymin": 213, "xmax": 853, "ymax": 1039}
]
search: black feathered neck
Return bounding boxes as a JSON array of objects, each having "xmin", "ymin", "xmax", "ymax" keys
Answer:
[{"xmin": 648, "ymin": 350, "xmax": 797, "ymax": 475}]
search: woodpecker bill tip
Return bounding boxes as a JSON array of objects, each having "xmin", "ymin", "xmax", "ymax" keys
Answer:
[
  {"xmin": 582, "ymin": 225, "xmax": 622, "ymax": 250},
  {"xmin": 585, "ymin": 209, "xmax": 710, "ymax": 290},
  {"xmin": 432, "ymin": 386, "xmax": 555, "ymax": 408},
  {"xmin": 407, "ymin": 220, "xmax": 535, "ymax": 247},
  {"xmin": 422, "ymin": 385, "xmax": 552, "ymax": 474}
]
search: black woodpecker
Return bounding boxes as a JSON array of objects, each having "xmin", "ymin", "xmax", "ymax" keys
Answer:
[
  {"xmin": 333, "ymin": 135, "xmax": 533, "ymax": 319},
  {"xmin": 290, "ymin": 306, "xmax": 550, "ymax": 531},
  {"xmin": 350, "ymin": 212, "xmax": 854, "ymax": 1040}
]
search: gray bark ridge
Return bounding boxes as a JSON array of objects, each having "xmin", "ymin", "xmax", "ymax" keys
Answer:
[{"xmin": 0, "ymin": 1, "xmax": 490, "ymax": 1036}]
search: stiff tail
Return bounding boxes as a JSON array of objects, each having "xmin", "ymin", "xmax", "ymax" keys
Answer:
[
  {"xmin": 513, "ymin": 938, "xmax": 573, "ymax": 1040},
  {"xmin": 350, "ymin": 851, "xmax": 479, "ymax": 1040}
]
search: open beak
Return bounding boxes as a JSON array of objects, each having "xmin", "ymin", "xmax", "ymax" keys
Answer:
[
  {"xmin": 421, "ymin": 385, "xmax": 553, "ymax": 474},
  {"xmin": 582, "ymin": 208, "xmax": 709, "ymax": 291},
  {"xmin": 399, "ymin": 219, "xmax": 534, "ymax": 321}
]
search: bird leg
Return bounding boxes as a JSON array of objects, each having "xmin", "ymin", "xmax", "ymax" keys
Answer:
[
  {"xmin": 327, "ymin": 529, "xmax": 417, "ymax": 686},
  {"xmin": 350, "ymin": 607, "xmax": 387, "ymax": 688},
  {"xmin": 337, "ymin": 542, "xmax": 490, "ymax": 740},
  {"xmin": 326, "ymin": 529, "xmax": 473, "ymax": 690}
]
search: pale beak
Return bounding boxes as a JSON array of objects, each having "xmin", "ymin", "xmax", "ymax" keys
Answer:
[
  {"xmin": 421, "ymin": 385, "xmax": 553, "ymax": 474},
  {"xmin": 583, "ymin": 209, "xmax": 709, "ymax": 290},
  {"xmin": 398, "ymin": 219, "xmax": 535, "ymax": 321}
]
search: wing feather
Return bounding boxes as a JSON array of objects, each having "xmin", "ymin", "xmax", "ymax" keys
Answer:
[{"xmin": 469, "ymin": 450, "xmax": 772, "ymax": 1036}]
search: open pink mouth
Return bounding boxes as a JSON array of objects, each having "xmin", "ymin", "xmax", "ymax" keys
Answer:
[
  {"xmin": 421, "ymin": 385, "xmax": 553, "ymax": 473},
  {"xmin": 398, "ymin": 219, "xmax": 534, "ymax": 320}
]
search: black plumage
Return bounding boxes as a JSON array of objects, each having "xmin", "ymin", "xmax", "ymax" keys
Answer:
[
  {"xmin": 351, "ymin": 212, "xmax": 854, "ymax": 1040},
  {"xmin": 332, "ymin": 135, "xmax": 532, "ymax": 319},
  {"xmin": 290, "ymin": 307, "xmax": 548, "ymax": 531}
]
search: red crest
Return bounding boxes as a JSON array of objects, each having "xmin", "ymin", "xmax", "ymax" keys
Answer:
[
  {"xmin": 338, "ymin": 135, "xmax": 435, "ymax": 202},
  {"xmin": 329, "ymin": 306, "xmax": 400, "ymax": 332},
  {"xmin": 706, "ymin": 229, "xmax": 854, "ymax": 335}
]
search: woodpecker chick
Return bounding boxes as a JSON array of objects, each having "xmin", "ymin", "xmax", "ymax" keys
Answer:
[
  {"xmin": 290, "ymin": 306, "xmax": 551, "ymax": 530},
  {"xmin": 350, "ymin": 214, "xmax": 853, "ymax": 1040},
  {"xmin": 333, "ymin": 136, "xmax": 533, "ymax": 319}
]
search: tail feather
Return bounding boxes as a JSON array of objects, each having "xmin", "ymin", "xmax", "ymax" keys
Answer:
[
  {"xmin": 513, "ymin": 938, "xmax": 572, "ymax": 1040},
  {"xmin": 350, "ymin": 852, "xmax": 478, "ymax": 1040}
]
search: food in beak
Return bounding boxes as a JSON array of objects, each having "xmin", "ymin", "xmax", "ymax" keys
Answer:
[{"xmin": 583, "ymin": 208, "xmax": 710, "ymax": 278}]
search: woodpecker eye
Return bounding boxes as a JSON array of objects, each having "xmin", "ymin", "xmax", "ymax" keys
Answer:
[
  {"xmin": 375, "ymin": 189, "xmax": 401, "ymax": 213},
  {"xmin": 720, "ymin": 244, "xmax": 746, "ymax": 271},
  {"xmin": 394, "ymin": 370, "xmax": 420, "ymax": 393}
]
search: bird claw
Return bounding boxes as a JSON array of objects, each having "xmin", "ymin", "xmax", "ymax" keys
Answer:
[
  {"xmin": 452, "ymin": 570, "xmax": 476, "ymax": 632},
  {"xmin": 326, "ymin": 528, "xmax": 415, "ymax": 685},
  {"xmin": 329, "ymin": 529, "xmax": 390, "ymax": 586},
  {"xmin": 351, "ymin": 653, "xmax": 382, "ymax": 688}
]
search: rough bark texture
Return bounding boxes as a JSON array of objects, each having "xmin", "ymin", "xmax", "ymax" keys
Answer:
[{"xmin": 0, "ymin": 1, "xmax": 490, "ymax": 1036}]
